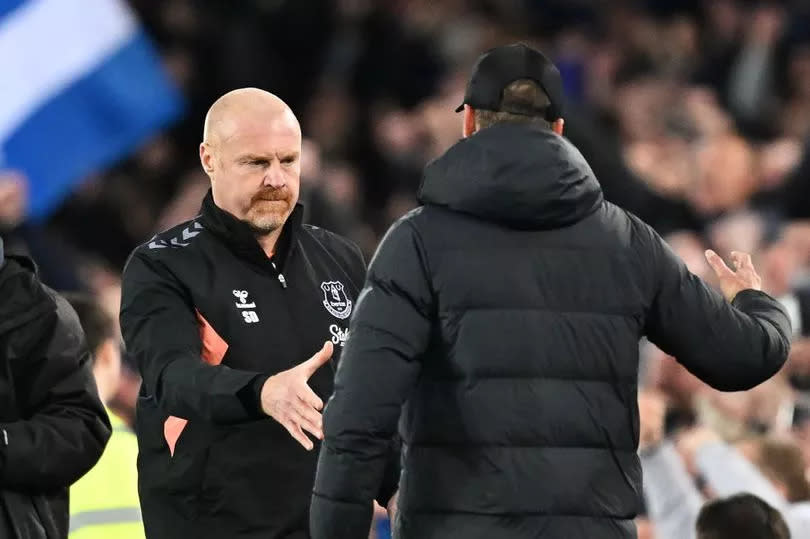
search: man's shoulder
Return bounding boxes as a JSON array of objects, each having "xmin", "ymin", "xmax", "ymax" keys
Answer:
[
  {"xmin": 401, "ymin": 204, "xmax": 489, "ymax": 230},
  {"xmin": 136, "ymin": 217, "xmax": 207, "ymax": 255},
  {"xmin": 382, "ymin": 206, "xmax": 448, "ymax": 248},
  {"xmin": 604, "ymin": 202, "xmax": 664, "ymax": 250},
  {"xmin": 126, "ymin": 217, "xmax": 208, "ymax": 268},
  {"xmin": 384, "ymin": 206, "xmax": 430, "ymax": 233},
  {"xmin": 45, "ymin": 287, "xmax": 84, "ymax": 343},
  {"xmin": 122, "ymin": 217, "xmax": 209, "ymax": 288},
  {"xmin": 0, "ymin": 256, "xmax": 57, "ymax": 335},
  {"xmin": 302, "ymin": 224, "xmax": 364, "ymax": 266}
]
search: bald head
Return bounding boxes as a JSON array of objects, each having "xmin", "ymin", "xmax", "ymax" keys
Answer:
[
  {"xmin": 200, "ymin": 88, "xmax": 303, "ymax": 242},
  {"xmin": 203, "ymin": 88, "xmax": 300, "ymax": 147}
]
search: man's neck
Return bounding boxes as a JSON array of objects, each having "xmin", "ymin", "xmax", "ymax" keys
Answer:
[{"xmin": 256, "ymin": 227, "xmax": 283, "ymax": 258}]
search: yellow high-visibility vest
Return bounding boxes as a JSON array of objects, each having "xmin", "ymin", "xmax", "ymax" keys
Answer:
[{"xmin": 69, "ymin": 409, "xmax": 144, "ymax": 538}]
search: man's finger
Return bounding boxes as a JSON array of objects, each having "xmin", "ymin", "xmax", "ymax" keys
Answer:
[
  {"xmin": 299, "ymin": 384, "xmax": 324, "ymax": 411},
  {"xmin": 705, "ymin": 250, "xmax": 735, "ymax": 278},
  {"xmin": 292, "ymin": 408, "xmax": 323, "ymax": 440},
  {"xmin": 731, "ymin": 251, "xmax": 753, "ymax": 271},
  {"xmin": 283, "ymin": 420, "xmax": 314, "ymax": 451},
  {"xmin": 294, "ymin": 400, "xmax": 323, "ymax": 435},
  {"xmin": 302, "ymin": 341, "xmax": 334, "ymax": 378}
]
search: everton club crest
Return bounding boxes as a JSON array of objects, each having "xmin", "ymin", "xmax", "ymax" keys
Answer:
[{"xmin": 321, "ymin": 281, "xmax": 352, "ymax": 320}]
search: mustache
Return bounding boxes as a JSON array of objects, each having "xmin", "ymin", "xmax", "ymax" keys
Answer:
[{"xmin": 251, "ymin": 188, "xmax": 290, "ymax": 203}]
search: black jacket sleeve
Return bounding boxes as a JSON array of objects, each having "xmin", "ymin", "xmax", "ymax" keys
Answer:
[
  {"xmin": 120, "ymin": 251, "xmax": 266, "ymax": 423},
  {"xmin": 0, "ymin": 294, "xmax": 111, "ymax": 491},
  {"xmin": 640, "ymin": 220, "xmax": 792, "ymax": 391},
  {"xmin": 332, "ymin": 234, "xmax": 403, "ymax": 507},
  {"xmin": 311, "ymin": 217, "xmax": 433, "ymax": 539}
]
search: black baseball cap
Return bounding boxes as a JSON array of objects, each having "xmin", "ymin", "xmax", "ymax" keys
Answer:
[{"xmin": 455, "ymin": 43, "xmax": 565, "ymax": 121}]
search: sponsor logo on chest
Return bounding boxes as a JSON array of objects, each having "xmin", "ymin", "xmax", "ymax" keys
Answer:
[{"xmin": 330, "ymin": 324, "xmax": 348, "ymax": 348}]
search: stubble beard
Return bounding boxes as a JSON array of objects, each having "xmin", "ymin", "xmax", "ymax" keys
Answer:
[{"xmin": 245, "ymin": 199, "xmax": 290, "ymax": 237}]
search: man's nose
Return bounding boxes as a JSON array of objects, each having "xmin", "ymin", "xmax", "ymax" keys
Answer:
[{"xmin": 263, "ymin": 161, "xmax": 285, "ymax": 188}]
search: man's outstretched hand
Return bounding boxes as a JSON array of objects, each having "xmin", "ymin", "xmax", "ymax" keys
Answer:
[
  {"xmin": 261, "ymin": 341, "xmax": 334, "ymax": 450},
  {"xmin": 705, "ymin": 250, "xmax": 762, "ymax": 302}
]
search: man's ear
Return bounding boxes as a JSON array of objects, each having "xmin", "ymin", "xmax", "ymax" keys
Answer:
[
  {"xmin": 552, "ymin": 118, "xmax": 564, "ymax": 136},
  {"xmin": 200, "ymin": 143, "xmax": 216, "ymax": 176},
  {"xmin": 463, "ymin": 105, "xmax": 476, "ymax": 138}
]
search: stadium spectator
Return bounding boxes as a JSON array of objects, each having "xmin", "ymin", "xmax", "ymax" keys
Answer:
[
  {"xmin": 63, "ymin": 292, "xmax": 144, "ymax": 538},
  {"xmin": 696, "ymin": 493, "xmax": 791, "ymax": 539}
]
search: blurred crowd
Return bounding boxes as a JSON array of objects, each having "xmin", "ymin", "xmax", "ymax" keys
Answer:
[{"xmin": 2, "ymin": 0, "xmax": 810, "ymax": 537}]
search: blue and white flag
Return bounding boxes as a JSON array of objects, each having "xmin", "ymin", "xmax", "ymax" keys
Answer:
[{"xmin": 0, "ymin": 0, "xmax": 184, "ymax": 219}]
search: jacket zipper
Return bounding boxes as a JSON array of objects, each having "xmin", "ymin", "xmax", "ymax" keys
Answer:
[{"xmin": 271, "ymin": 261, "xmax": 288, "ymax": 288}]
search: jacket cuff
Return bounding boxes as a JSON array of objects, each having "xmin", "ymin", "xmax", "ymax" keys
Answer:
[
  {"xmin": 376, "ymin": 474, "xmax": 398, "ymax": 508},
  {"xmin": 376, "ymin": 438, "xmax": 401, "ymax": 506},
  {"xmin": 732, "ymin": 288, "xmax": 776, "ymax": 305},
  {"xmin": 310, "ymin": 493, "xmax": 374, "ymax": 539},
  {"xmin": 732, "ymin": 289, "xmax": 786, "ymax": 313},
  {"xmin": 236, "ymin": 374, "xmax": 270, "ymax": 419},
  {"xmin": 732, "ymin": 289, "xmax": 792, "ymax": 336}
]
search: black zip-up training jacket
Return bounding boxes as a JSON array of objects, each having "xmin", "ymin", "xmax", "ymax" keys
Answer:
[
  {"xmin": 120, "ymin": 191, "xmax": 398, "ymax": 539},
  {"xmin": 311, "ymin": 124, "xmax": 792, "ymax": 539}
]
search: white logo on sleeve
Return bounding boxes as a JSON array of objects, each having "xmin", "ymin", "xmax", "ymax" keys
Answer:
[
  {"xmin": 321, "ymin": 281, "xmax": 352, "ymax": 319},
  {"xmin": 233, "ymin": 290, "xmax": 259, "ymax": 323}
]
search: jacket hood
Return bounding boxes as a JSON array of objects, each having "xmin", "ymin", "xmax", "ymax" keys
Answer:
[
  {"xmin": 0, "ymin": 246, "xmax": 54, "ymax": 336},
  {"xmin": 418, "ymin": 123, "xmax": 603, "ymax": 229}
]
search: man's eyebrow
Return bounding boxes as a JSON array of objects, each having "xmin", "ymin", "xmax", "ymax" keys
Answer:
[{"xmin": 238, "ymin": 154, "xmax": 270, "ymax": 161}]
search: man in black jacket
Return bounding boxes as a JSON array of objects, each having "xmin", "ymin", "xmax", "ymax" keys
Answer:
[
  {"xmin": 0, "ymin": 238, "xmax": 111, "ymax": 538},
  {"xmin": 310, "ymin": 44, "xmax": 793, "ymax": 539},
  {"xmin": 120, "ymin": 88, "xmax": 397, "ymax": 538}
]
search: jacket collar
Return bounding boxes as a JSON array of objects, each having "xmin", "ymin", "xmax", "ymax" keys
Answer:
[
  {"xmin": 199, "ymin": 189, "xmax": 304, "ymax": 272},
  {"xmin": 418, "ymin": 123, "xmax": 603, "ymax": 229}
]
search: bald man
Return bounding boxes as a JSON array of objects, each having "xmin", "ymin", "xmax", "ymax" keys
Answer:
[{"xmin": 120, "ymin": 89, "xmax": 399, "ymax": 539}]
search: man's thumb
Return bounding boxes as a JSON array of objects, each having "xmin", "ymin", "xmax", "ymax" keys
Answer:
[
  {"xmin": 319, "ymin": 340, "xmax": 334, "ymax": 361},
  {"xmin": 304, "ymin": 341, "xmax": 334, "ymax": 377}
]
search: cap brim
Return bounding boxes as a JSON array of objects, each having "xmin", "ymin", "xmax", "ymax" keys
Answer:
[{"xmin": 454, "ymin": 103, "xmax": 464, "ymax": 112}]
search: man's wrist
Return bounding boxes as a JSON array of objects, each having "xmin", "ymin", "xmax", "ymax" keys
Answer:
[
  {"xmin": 236, "ymin": 374, "xmax": 270, "ymax": 418},
  {"xmin": 253, "ymin": 375, "xmax": 270, "ymax": 415}
]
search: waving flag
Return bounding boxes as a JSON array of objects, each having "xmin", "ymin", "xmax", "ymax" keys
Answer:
[{"xmin": 0, "ymin": 0, "xmax": 184, "ymax": 219}]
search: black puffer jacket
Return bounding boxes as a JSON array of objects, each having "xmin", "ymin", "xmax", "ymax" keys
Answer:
[
  {"xmin": 311, "ymin": 124, "xmax": 791, "ymax": 539},
  {"xmin": 0, "ymin": 239, "xmax": 111, "ymax": 538}
]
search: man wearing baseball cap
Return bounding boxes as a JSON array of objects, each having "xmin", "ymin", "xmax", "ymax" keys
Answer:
[{"xmin": 311, "ymin": 43, "xmax": 791, "ymax": 539}]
